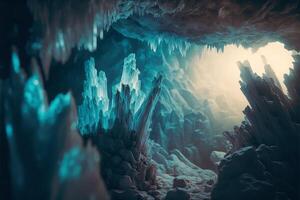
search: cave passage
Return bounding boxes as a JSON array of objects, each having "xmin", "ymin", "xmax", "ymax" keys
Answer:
[{"xmin": 1, "ymin": 1, "xmax": 300, "ymax": 200}]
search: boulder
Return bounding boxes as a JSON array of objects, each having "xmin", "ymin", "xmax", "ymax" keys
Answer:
[
  {"xmin": 119, "ymin": 175, "xmax": 134, "ymax": 190},
  {"xmin": 120, "ymin": 149, "xmax": 137, "ymax": 165},
  {"xmin": 210, "ymin": 151, "xmax": 225, "ymax": 165},
  {"xmin": 173, "ymin": 177, "xmax": 188, "ymax": 188},
  {"xmin": 165, "ymin": 188, "xmax": 190, "ymax": 200},
  {"xmin": 111, "ymin": 189, "xmax": 155, "ymax": 200}
]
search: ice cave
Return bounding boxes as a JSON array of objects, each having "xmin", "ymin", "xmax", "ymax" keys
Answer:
[{"xmin": 1, "ymin": 1, "xmax": 300, "ymax": 200}]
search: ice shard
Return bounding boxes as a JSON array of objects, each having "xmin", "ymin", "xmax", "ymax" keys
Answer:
[
  {"xmin": 78, "ymin": 53, "xmax": 155, "ymax": 135},
  {"xmin": 77, "ymin": 58, "xmax": 110, "ymax": 133},
  {"xmin": 0, "ymin": 52, "xmax": 108, "ymax": 200},
  {"xmin": 118, "ymin": 53, "xmax": 146, "ymax": 114}
]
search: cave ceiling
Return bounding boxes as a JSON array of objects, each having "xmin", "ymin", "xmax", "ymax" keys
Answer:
[{"xmin": 27, "ymin": 0, "xmax": 300, "ymax": 65}]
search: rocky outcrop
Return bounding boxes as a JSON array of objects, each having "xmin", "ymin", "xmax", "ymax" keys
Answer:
[
  {"xmin": 165, "ymin": 189, "xmax": 190, "ymax": 200},
  {"xmin": 149, "ymin": 141, "xmax": 217, "ymax": 200},
  {"xmin": 212, "ymin": 57, "xmax": 300, "ymax": 200},
  {"xmin": 212, "ymin": 145, "xmax": 295, "ymax": 200}
]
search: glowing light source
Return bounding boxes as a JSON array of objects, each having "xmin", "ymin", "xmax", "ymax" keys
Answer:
[{"xmin": 190, "ymin": 42, "xmax": 294, "ymax": 128}]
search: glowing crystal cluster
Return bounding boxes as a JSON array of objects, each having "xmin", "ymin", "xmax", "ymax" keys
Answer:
[{"xmin": 78, "ymin": 53, "xmax": 161, "ymax": 139}]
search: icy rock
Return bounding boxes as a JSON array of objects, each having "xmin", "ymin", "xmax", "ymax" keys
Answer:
[
  {"xmin": 210, "ymin": 151, "xmax": 226, "ymax": 166},
  {"xmin": 173, "ymin": 177, "xmax": 189, "ymax": 188}
]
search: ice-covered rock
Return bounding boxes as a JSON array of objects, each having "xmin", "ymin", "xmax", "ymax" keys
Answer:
[
  {"xmin": 210, "ymin": 151, "xmax": 226, "ymax": 166},
  {"xmin": 148, "ymin": 141, "xmax": 217, "ymax": 199}
]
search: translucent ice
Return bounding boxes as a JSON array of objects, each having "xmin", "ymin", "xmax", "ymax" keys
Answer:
[
  {"xmin": 77, "ymin": 53, "xmax": 162, "ymax": 145},
  {"xmin": 78, "ymin": 58, "xmax": 110, "ymax": 133}
]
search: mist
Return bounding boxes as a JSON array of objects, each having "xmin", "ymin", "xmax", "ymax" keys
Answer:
[{"xmin": 187, "ymin": 42, "xmax": 294, "ymax": 130}]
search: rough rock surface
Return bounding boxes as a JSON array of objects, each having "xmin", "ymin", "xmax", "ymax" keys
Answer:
[
  {"xmin": 165, "ymin": 188, "xmax": 190, "ymax": 200},
  {"xmin": 149, "ymin": 141, "xmax": 217, "ymax": 200},
  {"xmin": 27, "ymin": 0, "xmax": 300, "ymax": 67},
  {"xmin": 212, "ymin": 57, "xmax": 300, "ymax": 200}
]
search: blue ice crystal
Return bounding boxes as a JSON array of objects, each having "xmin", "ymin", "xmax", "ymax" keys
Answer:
[
  {"xmin": 77, "ymin": 53, "xmax": 160, "ymax": 136},
  {"xmin": 5, "ymin": 123, "xmax": 13, "ymax": 138},
  {"xmin": 78, "ymin": 57, "xmax": 110, "ymax": 133},
  {"xmin": 118, "ymin": 53, "xmax": 145, "ymax": 113},
  {"xmin": 59, "ymin": 146, "xmax": 83, "ymax": 182},
  {"xmin": 12, "ymin": 51, "xmax": 21, "ymax": 73},
  {"xmin": 22, "ymin": 75, "xmax": 46, "ymax": 118}
]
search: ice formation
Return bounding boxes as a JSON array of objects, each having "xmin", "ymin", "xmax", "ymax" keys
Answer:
[
  {"xmin": 77, "ymin": 58, "xmax": 110, "ymax": 133},
  {"xmin": 1, "ymin": 52, "xmax": 108, "ymax": 200},
  {"xmin": 78, "ymin": 53, "xmax": 161, "ymax": 142},
  {"xmin": 146, "ymin": 35, "xmax": 192, "ymax": 56},
  {"xmin": 117, "ymin": 53, "xmax": 146, "ymax": 114},
  {"xmin": 28, "ymin": 0, "xmax": 156, "ymax": 70}
]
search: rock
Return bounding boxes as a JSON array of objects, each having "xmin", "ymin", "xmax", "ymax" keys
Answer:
[
  {"xmin": 145, "ymin": 165, "xmax": 157, "ymax": 184},
  {"xmin": 112, "ymin": 155, "xmax": 122, "ymax": 165},
  {"xmin": 119, "ymin": 175, "xmax": 134, "ymax": 190},
  {"xmin": 152, "ymin": 151, "xmax": 168, "ymax": 167},
  {"xmin": 119, "ymin": 160, "xmax": 139, "ymax": 179},
  {"xmin": 165, "ymin": 188, "xmax": 191, "ymax": 200},
  {"xmin": 148, "ymin": 189, "xmax": 162, "ymax": 199},
  {"xmin": 212, "ymin": 173, "xmax": 275, "ymax": 200},
  {"xmin": 256, "ymin": 144, "xmax": 282, "ymax": 167},
  {"xmin": 111, "ymin": 189, "xmax": 154, "ymax": 200},
  {"xmin": 121, "ymin": 161, "xmax": 133, "ymax": 171},
  {"xmin": 100, "ymin": 136, "xmax": 115, "ymax": 153},
  {"xmin": 173, "ymin": 177, "xmax": 188, "ymax": 188},
  {"xmin": 127, "ymin": 167, "xmax": 139, "ymax": 179},
  {"xmin": 206, "ymin": 179, "xmax": 214, "ymax": 185},
  {"xmin": 204, "ymin": 184, "xmax": 212, "ymax": 193},
  {"xmin": 218, "ymin": 146, "xmax": 265, "ymax": 180},
  {"xmin": 132, "ymin": 149, "xmax": 141, "ymax": 161},
  {"xmin": 120, "ymin": 149, "xmax": 137, "ymax": 165},
  {"xmin": 210, "ymin": 151, "xmax": 225, "ymax": 165},
  {"xmin": 115, "ymin": 139, "xmax": 125, "ymax": 150}
]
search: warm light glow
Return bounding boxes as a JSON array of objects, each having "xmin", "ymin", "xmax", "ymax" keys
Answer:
[{"xmin": 189, "ymin": 42, "xmax": 294, "ymax": 130}]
